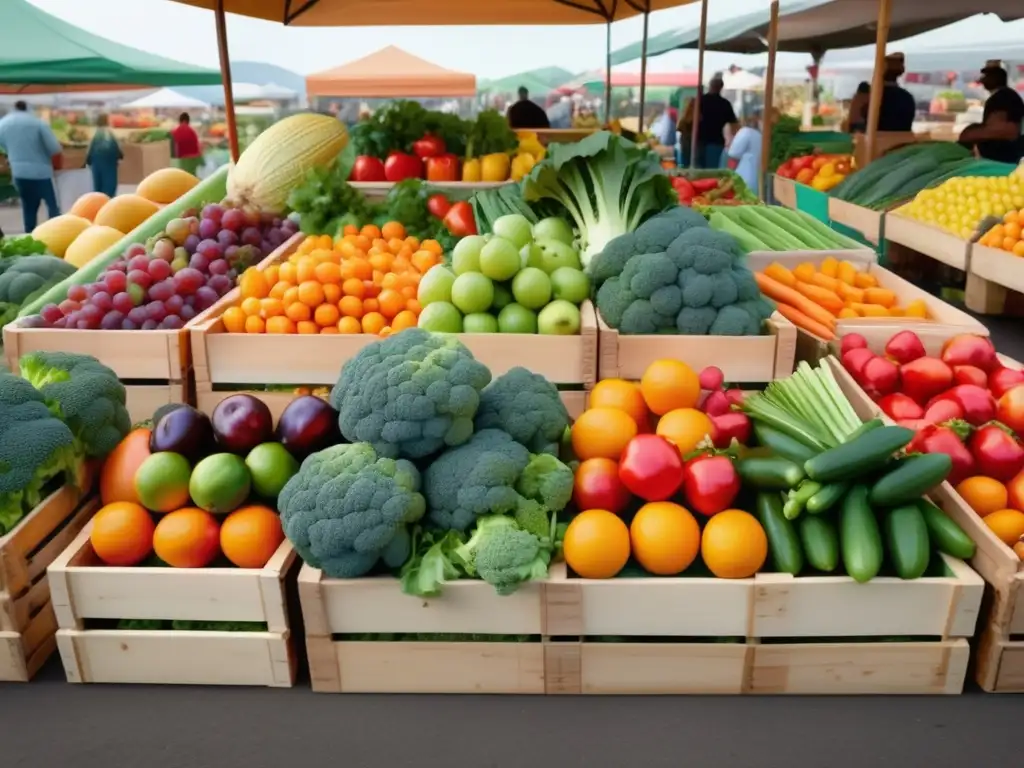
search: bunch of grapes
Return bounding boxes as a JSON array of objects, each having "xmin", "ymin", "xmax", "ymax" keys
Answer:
[{"xmin": 37, "ymin": 201, "xmax": 299, "ymax": 331}]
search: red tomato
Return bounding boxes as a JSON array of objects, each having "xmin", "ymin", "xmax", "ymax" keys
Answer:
[
  {"xmin": 941, "ymin": 334, "xmax": 998, "ymax": 373},
  {"xmin": 997, "ymin": 385, "xmax": 1024, "ymax": 436},
  {"xmin": 968, "ymin": 424, "xmax": 1024, "ymax": 482},
  {"xmin": 989, "ymin": 366, "xmax": 1024, "ymax": 398},
  {"xmin": 884, "ymin": 330, "xmax": 925, "ymax": 365},
  {"xmin": 952, "ymin": 365, "xmax": 989, "ymax": 388},
  {"xmin": 618, "ymin": 434, "xmax": 684, "ymax": 502},
  {"xmin": 573, "ymin": 458, "xmax": 631, "ymax": 515},
  {"xmin": 899, "ymin": 357, "xmax": 953, "ymax": 405},
  {"xmin": 682, "ymin": 454, "xmax": 740, "ymax": 517}
]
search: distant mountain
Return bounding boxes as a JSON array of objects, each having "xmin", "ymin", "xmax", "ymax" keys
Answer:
[{"xmin": 172, "ymin": 61, "xmax": 306, "ymax": 104}]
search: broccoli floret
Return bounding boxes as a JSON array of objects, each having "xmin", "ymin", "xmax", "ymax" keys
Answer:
[
  {"xmin": 619, "ymin": 299, "xmax": 661, "ymax": 335},
  {"xmin": 621, "ymin": 251, "xmax": 676, "ymax": 299},
  {"xmin": 649, "ymin": 284, "xmax": 683, "ymax": 317},
  {"xmin": 666, "ymin": 234, "xmax": 696, "ymax": 270},
  {"xmin": 709, "ymin": 305, "xmax": 758, "ymax": 336},
  {"xmin": 423, "ymin": 429, "xmax": 572, "ymax": 532},
  {"xmin": 680, "ymin": 270, "xmax": 714, "ymax": 308},
  {"xmin": 329, "ymin": 328, "xmax": 492, "ymax": 459},
  {"xmin": 455, "ymin": 515, "xmax": 553, "ymax": 596},
  {"xmin": 474, "ymin": 367, "xmax": 570, "ymax": 455},
  {"xmin": 588, "ymin": 231, "xmax": 637, "ymax": 286},
  {"xmin": 0, "ymin": 372, "xmax": 78, "ymax": 533},
  {"xmin": 631, "ymin": 206, "xmax": 708, "ymax": 253},
  {"xmin": 676, "ymin": 306, "xmax": 719, "ymax": 335},
  {"xmin": 709, "ymin": 271, "xmax": 740, "ymax": 308},
  {"xmin": 399, "ymin": 528, "xmax": 467, "ymax": 597},
  {"xmin": 277, "ymin": 443, "xmax": 426, "ymax": 578},
  {"xmin": 18, "ymin": 351, "xmax": 131, "ymax": 458},
  {"xmin": 733, "ymin": 267, "xmax": 761, "ymax": 301},
  {"xmin": 595, "ymin": 276, "xmax": 635, "ymax": 328},
  {"xmin": 0, "ymin": 255, "xmax": 76, "ymax": 325}
]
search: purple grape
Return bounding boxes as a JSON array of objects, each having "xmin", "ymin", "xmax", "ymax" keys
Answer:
[
  {"xmin": 267, "ymin": 228, "xmax": 285, "ymax": 247},
  {"xmin": 173, "ymin": 268, "xmax": 204, "ymax": 296},
  {"xmin": 180, "ymin": 305, "xmax": 197, "ymax": 322},
  {"xmin": 41, "ymin": 304, "xmax": 63, "ymax": 324},
  {"xmin": 189, "ymin": 253, "xmax": 210, "ymax": 273},
  {"xmin": 151, "ymin": 239, "xmax": 175, "ymax": 262},
  {"xmin": 125, "ymin": 243, "xmax": 147, "ymax": 258},
  {"xmin": 146, "ymin": 301, "xmax": 168, "ymax": 322},
  {"xmin": 160, "ymin": 315, "xmax": 184, "ymax": 330},
  {"xmin": 208, "ymin": 274, "xmax": 233, "ymax": 295},
  {"xmin": 184, "ymin": 234, "xmax": 200, "ymax": 254},
  {"xmin": 149, "ymin": 279, "xmax": 175, "ymax": 303},
  {"xmin": 129, "ymin": 306, "xmax": 151, "ymax": 326},
  {"xmin": 128, "ymin": 255, "xmax": 150, "ymax": 273},
  {"xmin": 221, "ymin": 208, "xmax": 245, "ymax": 232},
  {"xmin": 58, "ymin": 299, "xmax": 80, "ymax": 315},
  {"xmin": 148, "ymin": 258, "xmax": 172, "ymax": 281},
  {"xmin": 271, "ymin": 216, "xmax": 283, "ymax": 228},
  {"xmin": 80, "ymin": 302, "xmax": 102, "ymax": 322},
  {"xmin": 76, "ymin": 319, "xmax": 93, "ymax": 330},
  {"xmin": 67, "ymin": 284, "xmax": 88, "ymax": 302},
  {"xmin": 140, "ymin": 319, "xmax": 159, "ymax": 330},
  {"xmin": 112, "ymin": 292, "xmax": 134, "ymax": 314},
  {"xmin": 183, "ymin": 295, "xmax": 196, "ymax": 308},
  {"xmin": 100, "ymin": 310, "xmax": 125, "ymax": 330},
  {"xmin": 84, "ymin": 283, "xmax": 101, "ymax": 298},
  {"xmin": 194, "ymin": 286, "xmax": 219, "ymax": 311},
  {"xmin": 127, "ymin": 269, "xmax": 152, "ymax": 290},
  {"xmin": 281, "ymin": 218, "xmax": 298, "ymax": 236},
  {"xmin": 224, "ymin": 244, "xmax": 239, "ymax": 262},
  {"xmin": 202, "ymin": 203, "xmax": 224, "ymax": 223},
  {"xmin": 217, "ymin": 229, "xmax": 239, "ymax": 248},
  {"xmin": 104, "ymin": 271, "xmax": 127, "ymax": 294},
  {"xmin": 208, "ymin": 258, "xmax": 229, "ymax": 276},
  {"xmin": 165, "ymin": 294, "xmax": 184, "ymax": 314},
  {"xmin": 198, "ymin": 218, "xmax": 219, "ymax": 240},
  {"xmin": 92, "ymin": 291, "xmax": 113, "ymax": 312},
  {"xmin": 187, "ymin": 217, "xmax": 201, "ymax": 236},
  {"xmin": 240, "ymin": 227, "xmax": 262, "ymax": 247},
  {"xmin": 52, "ymin": 316, "xmax": 68, "ymax": 329},
  {"xmin": 20, "ymin": 314, "xmax": 45, "ymax": 329},
  {"xmin": 197, "ymin": 239, "xmax": 223, "ymax": 260},
  {"xmin": 121, "ymin": 319, "xmax": 139, "ymax": 330}
]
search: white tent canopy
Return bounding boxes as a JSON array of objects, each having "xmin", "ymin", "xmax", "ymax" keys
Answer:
[
  {"xmin": 122, "ymin": 87, "xmax": 209, "ymax": 109},
  {"xmin": 716, "ymin": 70, "xmax": 763, "ymax": 91}
]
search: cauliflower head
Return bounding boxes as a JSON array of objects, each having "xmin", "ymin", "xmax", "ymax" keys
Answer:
[{"xmin": 474, "ymin": 367, "xmax": 570, "ymax": 455}]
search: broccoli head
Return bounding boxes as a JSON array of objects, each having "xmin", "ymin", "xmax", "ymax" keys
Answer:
[
  {"xmin": 455, "ymin": 515, "xmax": 553, "ymax": 596},
  {"xmin": 423, "ymin": 429, "xmax": 573, "ymax": 532},
  {"xmin": 0, "ymin": 255, "xmax": 76, "ymax": 325},
  {"xmin": 588, "ymin": 231, "xmax": 637, "ymax": 287},
  {"xmin": 18, "ymin": 351, "xmax": 131, "ymax": 458},
  {"xmin": 620, "ymin": 252, "xmax": 677, "ymax": 299},
  {"xmin": 329, "ymin": 328, "xmax": 492, "ymax": 459},
  {"xmin": 631, "ymin": 205, "xmax": 708, "ymax": 254},
  {"xmin": 0, "ymin": 372, "xmax": 78, "ymax": 533},
  {"xmin": 474, "ymin": 367, "xmax": 570, "ymax": 455},
  {"xmin": 277, "ymin": 442, "xmax": 427, "ymax": 579}
]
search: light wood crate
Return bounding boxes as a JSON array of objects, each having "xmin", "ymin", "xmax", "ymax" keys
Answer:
[
  {"xmin": 48, "ymin": 522, "xmax": 298, "ymax": 687},
  {"xmin": 1, "ymin": 484, "xmax": 96, "ymax": 681},
  {"xmin": 965, "ymin": 242, "xmax": 1024, "ymax": 316},
  {"xmin": 596, "ymin": 312, "xmax": 796, "ymax": 384},
  {"xmin": 772, "ymin": 175, "xmax": 796, "ymax": 209},
  {"xmin": 884, "ymin": 214, "xmax": 971, "ymax": 271},
  {"xmin": 298, "ymin": 564, "xmax": 546, "ymax": 694},
  {"xmin": 827, "ymin": 198, "xmax": 883, "ymax": 246}
]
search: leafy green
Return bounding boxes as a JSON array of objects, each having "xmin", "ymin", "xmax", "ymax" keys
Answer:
[
  {"xmin": 467, "ymin": 109, "xmax": 519, "ymax": 157},
  {"xmin": 0, "ymin": 236, "xmax": 48, "ymax": 262},
  {"xmin": 350, "ymin": 100, "xmax": 471, "ymax": 159},
  {"xmin": 286, "ymin": 163, "xmax": 380, "ymax": 236}
]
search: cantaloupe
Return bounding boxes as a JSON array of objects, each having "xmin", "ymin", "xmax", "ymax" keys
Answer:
[
  {"xmin": 69, "ymin": 192, "xmax": 110, "ymax": 222},
  {"xmin": 137, "ymin": 167, "xmax": 200, "ymax": 205},
  {"xmin": 94, "ymin": 194, "xmax": 160, "ymax": 234},
  {"xmin": 31, "ymin": 214, "xmax": 92, "ymax": 257},
  {"xmin": 227, "ymin": 113, "xmax": 348, "ymax": 212},
  {"xmin": 65, "ymin": 225, "xmax": 124, "ymax": 269}
]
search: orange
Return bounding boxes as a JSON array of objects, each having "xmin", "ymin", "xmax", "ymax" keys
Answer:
[
  {"xmin": 562, "ymin": 509, "xmax": 631, "ymax": 579},
  {"xmin": 412, "ymin": 250, "xmax": 437, "ymax": 274},
  {"xmin": 640, "ymin": 359, "xmax": 700, "ymax": 415},
  {"xmin": 285, "ymin": 302, "xmax": 311, "ymax": 323},
  {"xmin": 630, "ymin": 502, "xmax": 700, "ymax": 575},
  {"xmin": 297, "ymin": 320, "xmax": 319, "ymax": 334},
  {"xmin": 369, "ymin": 251, "xmax": 393, "ymax": 272},
  {"xmin": 590, "ymin": 378, "xmax": 649, "ymax": 429},
  {"xmin": 362, "ymin": 311, "xmax": 387, "ymax": 335},
  {"xmin": 1007, "ymin": 470, "xmax": 1024, "ymax": 510},
  {"xmin": 240, "ymin": 296, "xmax": 261, "ymax": 317},
  {"xmin": 278, "ymin": 261, "xmax": 297, "ymax": 285},
  {"xmin": 342, "ymin": 277, "xmax": 365, "ymax": 298},
  {"xmin": 266, "ymin": 316, "xmax": 296, "ymax": 334},
  {"xmin": 244, "ymin": 315, "xmax": 265, "ymax": 334},
  {"xmin": 342, "ymin": 224, "xmax": 359, "ymax": 236},
  {"xmin": 239, "ymin": 268, "xmax": 268, "ymax": 299},
  {"xmin": 268, "ymin": 281, "xmax": 290, "ymax": 300},
  {"xmin": 406, "ymin": 298, "xmax": 421, "ymax": 315},
  {"xmin": 656, "ymin": 408, "xmax": 715, "ymax": 455},
  {"xmin": 571, "ymin": 407, "xmax": 638, "ymax": 461},
  {"xmin": 363, "ymin": 297, "xmax": 380, "ymax": 313},
  {"xmin": 90, "ymin": 502, "xmax": 155, "ymax": 566},
  {"xmin": 421, "ymin": 239, "xmax": 442, "ymax": 255},
  {"xmin": 701, "ymin": 509, "xmax": 767, "ymax": 579},
  {"xmin": 219, "ymin": 505, "xmax": 285, "ymax": 569},
  {"xmin": 316, "ymin": 234, "xmax": 332, "ymax": 251},
  {"xmin": 315, "ymin": 261, "xmax": 341, "ymax": 285},
  {"xmin": 1005, "ymin": 210, "xmax": 1020, "ymax": 224},
  {"xmin": 983, "ymin": 509, "xmax": 1024, "ymax": 546},
  {"xmin": 339, "ymin": 295, "xmax": 364, "ymax": 318},
  {"xmin": 379, "ymin": 326, "xmax": 393, "ymax": 338},
  {"xmin": 350, "ymin": 259, "xmax": 372, "ymax": 281},
  {"xmin": 263, "ymin": 265, "xmax": 279, "ymax": 286},
  {"xmin": 281, "ymin": 286, "xmax": 300, "ymax": 306},
  {"xmin": 337, "ymin": 316, "xmax": 362, "ymax": 334},
  {"xmin": 380, "ymin": 221, "xmax": 405, "ymax": 240},
  {"xmin": 296, "ymin": 257, "xmax": 317, "ymax": 284},
  {"xmin": 320, "ymin": 326, "xmax": 339, "ymax": 334},
  {"xmin": 298, "ymin": 280, "xmax": 325, "ymax": 308},
  {"xmin": 1005, "ymin": 237, "xmax": 1019, "ymax": 253},
  {"xmin": 100, "ymin": 428, "xmax": 151, "ymax": 506},
  {"xmin": 322, "ymin": 283, "xmax": 342, "ymax": 305},
  {"xmin": 391, "ymin": 309, "xmax": 418, "ymax": 332},
  {"xmin": 261, "ymin": 297, "xmax": 284, "ymax": 318},
  {"xmin": 222, "ymin": 306, "xmax": 246, "ymax": 333},
  {"xmin": 314, "ymin": 303, "xmax": 340, "ymax": 327},
  {"xmin": 378, "ymin": 289, "xmax": 405, "ymax": 318},
  {"xmin": 955, "ymin": 476, "xmax": 1007, "ymax": 517},
  {"xmin": 153, "ymin": 508, "xmax": 221, "ymax": 568},
  {"xmin": 1006, "ymin": 221, "xmax": 1022, "ymax": 240},
  {"xmin": 1014, "ymin": 241, "xmax": 1024, "ymax": 258},
  {"xmin": 1014, "ymin": 539, "xmax": 1024, "ymax": 560}
]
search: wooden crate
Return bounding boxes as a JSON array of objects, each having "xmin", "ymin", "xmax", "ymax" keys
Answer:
[
  {"xmin": 965, "ymin": 242, "xmax": 1024, "ymax": 316},
  {"xmin": 118, "ymin": 140, "xmax": 171, "ymax": 185},
  {"xmin": 827, "ymin": 198, "xmax": 883, "ymax": 245},
  {"xmin": 0, "ymin": 484, "xmax": 96, "ymax": 681},
  {"xmin": 596, "ymin": 312, "xmax": 796, "ymax": 384},
  {"xmin": 48, "ymin": 522, "xmax": 298, "ymax": 687},
  {"xmin": 884, "ymin": 214, "xmax": 971, "ymax": 271},
  {"xmin": 772, "ymin": 175, "xmax": 796, "ymax": 209},
  {"xmin": 297, "ymin": 564, "xmax": 546, "ymax": 694}
]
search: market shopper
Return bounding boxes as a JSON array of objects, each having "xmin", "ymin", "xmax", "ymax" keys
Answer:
[
  {"xmin": 170, "ymin": 112, "xmax": 203, "ymax": 176},
  {"xmin": 958, "ymin": 60, "xmax": 1024, "ymax": 164},
  {"xmin": 506, "ymin": 87, "xmax": 550, "ymax": 130},
  {"xmin": 85, "ymin": 114, "xmax": 122, "ymax": 198},
  {"xmin": 846, "ymin": 82, "xmax": 870, "ymax": 133},
  {"xmin": 0, "ymin": 101, "xmax": 62, "ymax": 232},
  {"xmin": 725, "ymin": 111, "xmax": 763, "ymax": 192},
  {"xmin": 678, "ymin": 75, "xmax": 739, "ymax": 169},
  {"xmin": 876, "ymin": 53, "xmax": 916, "ymax": 132}
]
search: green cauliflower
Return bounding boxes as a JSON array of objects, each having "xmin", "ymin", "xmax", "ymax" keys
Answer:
[
  {"xmin": 0, "ymin": 255, "xmax": 76, "ymax": 326},
  {"xmin": 0, "ymin": 371, "xmax": 79, "ymax": 533},
  {"xmin": 18, "ymin": 351, "xmax": 131, "ymax": 458},
  {"xmin": 330, "ymin": 328, "xmax": 492, "ymax": 459},
  {"xmin": 455, "ymin": 515, "xmax": 554, "ymax": 596},
  {"xmin": 277, "ymin": 443, "xmax": 426, "ymax": 579},
  {"xmin": 423, "ymin": 429, "xmax": 573, "ymax": 532},
  {"xmin": 474, "ymin": 367, "xmax": 570, "ymax": 455}
]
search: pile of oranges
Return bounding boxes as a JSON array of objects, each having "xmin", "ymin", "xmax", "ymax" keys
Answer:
[
  {"xmin": 979, "ymin": 210, "xmax": 1024, "ymax": 257},
  {"xmin": 223, "ymin": 222, "xmax": 444, "ymax": 335}
]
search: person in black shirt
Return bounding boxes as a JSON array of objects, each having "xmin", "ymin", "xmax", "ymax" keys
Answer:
[
  {"xmin": 846, "ymin": 82, "xmax": 870, "ymax": 133},
  {"xmin": 877, "ymin": 53, "xmax": 916, "ymax": 132},
  {"xmin": 678, "ymin": 75, "xmax": 738, "ymax": 168},
  {"xmin": 506, "ymin": 87, "xmax": 550, "ymax": 130},
  {"xmin": 959, "ymin": 60, "xmax": 1024, "ymax": 164}
]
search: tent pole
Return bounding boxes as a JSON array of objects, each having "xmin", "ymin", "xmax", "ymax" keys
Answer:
[
  {"xmin": 759, "ymin": 0, "xmax": 779, "ymax": 201},
  {"xmin": 638, "ymin": 9, "xmax": 650, "ymax": 133},
  {"xmin": 215, "ymin": 0, "xmax": 240, "ymax": 163},
  {"xmin": 605, "ymin": 21, "xmax": 613, "ymax": 124},
  {"xmin": 689, "ymin": 0, "xmax": 708, "ymax": 168},
  {"xmin": 864, "ymin": 0, "xmax": 891, "ymax": 164}
]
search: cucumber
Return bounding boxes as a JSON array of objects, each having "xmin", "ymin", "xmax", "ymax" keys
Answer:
[
  {"xmin": 735, "ymin": 207, "xmax": 805, "ymax": 250},
  {"xmin": 806, "ymin": 481, "xmax": 849, "ymax": 514},
  {"xmin": 884, "ymin": 504, "xmax": 931, "ymax": 579},
  {"xmin": 783, "ymin": 481, "xmax": 821, "ymax": 520},
  {"xmin": 846, "ymin": 418, "xmax": 884, "ymax": 441},
  {"xmin": 753, "ymin": 423, "xmax": 819, "ymax": 464},
  {"xmin": 869, "ymin": 454, "xmax": 954, "ymax": 507},
  {"xmin": 737, "ymin": 456, "xmax": 805, "ymax": 490},
  {"xmin": 918, "ymin": 500, "xmax": 976, "ymax": 560},
  {"xmin": 840, "ymin": 484, "xmax": 884, "ymax": 583},
  {"xmin": 758, "ymin": 206, "xmax": 833, "ymax": 250},
  {"xmin": 804, "ymin": 426, "xmax": 914, "ymax": 484},
  {"xmin": 709, "ymin": 210, "xmax": 768, "ymax": 252},
  {"xmin": 791, "ymin": 209, "xmax": 864, "ymax": 250},
  {"xmin": 798, "ymin": 515, "xmax": 839, "ymax": 572},
  {"xmin": 757, "ymin": 493, "xmax": 804, "ymax": 574}
]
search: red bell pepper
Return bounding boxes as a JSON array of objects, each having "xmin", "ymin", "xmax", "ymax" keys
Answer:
[
  {"xmin": 682, "ymin": 454, "xmax": 739, "ymax": 517},
  {"xmin": 351, "ymin": 155, "xmax": 387, "ymax": 182},
  {"xmin": 384, "ymin": 152, "xmax": 423, "ymax": 182},
  {"xmin": 412, "ymin": 134, "xmax": 446, "ymax": 159},
  {"xmin": 426, "ymin": 193, "xmax": 452, "ymax": 220},
  {"xmin": 672, "ymin": 176, "xmax": 695, "ymax": 203},
  {"xmin": 443, "ymin": 201, "xmax": 477, "ymax": 237},
  {"xmin": 618, "ymin": 434, "xmax": 684, "ymax": 502},
  {"xmin": 425, "ymin": 154, "xmax": 460, "ymax": 182},
  {"xmin": 691, "ymin": 178, "xmax": 719, "ymax": 193}
]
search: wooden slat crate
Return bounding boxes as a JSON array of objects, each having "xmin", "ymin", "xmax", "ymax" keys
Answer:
[
  {"xmin": 597, "ymin": 312, "xmax": 796, "ymax": 384},
  {"xmin": 0, "ymin": 484, "xmax": 96, "ymax": 681},
  {"xmin": 965, "ymin": 242, "xmax": 1024, "ymax": 316},
  {"xmin": 884, "ymin": 214, "xmax": 971, "ymax": 271},
  {"xmin": 772, "ymin": 175, "xmax": 796, "ymax": 209},
  {"xmin": 48, "ymin": 522, "xmax": 298, "ymax": 687},
  {"xmin": 827, "ymin": 199, "xmax": 883, "ymax": 246}
]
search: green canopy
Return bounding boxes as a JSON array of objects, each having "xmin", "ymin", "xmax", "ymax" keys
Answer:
[
  {"xmin": 0, "ymin": 0, "xmax": 222, "ymax": 94},
  {"xmin": 480, "ymin": 67, "xmax": 575, "ymax": 96}
]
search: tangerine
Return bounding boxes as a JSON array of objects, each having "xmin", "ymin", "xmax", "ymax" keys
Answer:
[
  {"xmin": 656, "ymin": 408, "xmax": 715, "ymax": 455},
  {"xmin": 90, "ymin": 502, "xmax": 155, "ymax": 566},
  {"xmin": 562, "ymin": 509, "xmax": 631, "ymax": 579},
  {"xmin": 640, "ymin": 359, "xmax": 700, "ymax": 415},
  {"xmin": 590, "ymin": 378, "xmax": 649, "ymax": 429},
  {"xmin": 220, "ymin": 505, "xmax": 285, "ymax": 568},
  {"xmin": 955, "ymin": 476, "xmax": 1007, "ymax": 517},
  {"xmin": 701, "ymin": 509, "xmax": 767, "ymax": 579},
  {"xmin": 630, "ymin": 502, "xmax": 700, "ymax": 575},
  {"xmin": 983, "ymin": 509, "xmax": 1024, "ymax": 547},
  {"xmin": 153, "ymin": 508, "xmax": 221, "ymax": 568},
  {"xmin": 570, "ymin": 407, "xmax": 638, "ymax": 461}
]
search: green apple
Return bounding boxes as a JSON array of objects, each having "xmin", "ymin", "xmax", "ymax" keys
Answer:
[
  {"xmin": 497, "ymin": 303, "xmax": 537, "ymax": 334},
  {"xmin": 463, "ymin": 313, "xmax": 499, "ymax": 333},
  {"xmin": 550, "ymin": 267, "xmax": 590, "ymax": 305},
  {"xmin": 491, "ymin": 282, "xmax": 514, "ymax": 311},
  {"xmin": 479, "ymin": 236, "xmax": 521, "ymax": 281},
  {"xmin": 418, "ymin": 301, "xmax": 462, "ymax": 333},
  {"xmin": 537, "ymin": 238, "xmax": 582, "ymax": 273},
  {"xmin": 417, "ymin": 265, "xmax": 456, "ymax": 306},
  {"xmin": 533, "ymin": 217, "xmax": 575, "ymax": 246},
  {"xmin": 538, "ymin": 300, "xmax": 581, "ymax": 335},
  {"xmin": 492, "ymin": 214, "xmax": 534, "ymax": 249},
  {"xmin": 520, "ymin": 242, "xmax": 544, "ymax": 270},
  {"xmin": 511, "ymin": 267, "xmax": 552, "ymax": 310},
  {"xmin": 451, "ymin": 272, "xmax": 494, "ymax": 314},
  {"xmin": 452, "ymin": 235, "xmax": 486, "ymax": 275}
]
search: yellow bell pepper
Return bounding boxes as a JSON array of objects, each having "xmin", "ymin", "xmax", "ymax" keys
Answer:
[
  {"xmin": 511, "ymin": 153, "xmax": 536, "ymax": 182},
  {"xmin": 517, "ymin": 136, "xmax": 546, "ymax": 161},
  {"xmin": 480, "ymin": 153, "xmax": 511, "ymax": 182},
  {"xmin": 462, "ymin": 158, "xmax": 482, "ymax": 182}
]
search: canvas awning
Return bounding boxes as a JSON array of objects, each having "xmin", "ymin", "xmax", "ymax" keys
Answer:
[
  {"xmin": 480, "ymin": 67, "xmax": 575, "ymax": 96},
  {"xmin": 306, "ymin": 46, "xmax": 476, "ymax": 98},
  {"xmin": 122, "ymin": 88, "xmax": 211, "ymax": 109},
  {"xmin": 0, "ymin": 0, "xmax": 222, "ymax": 94}
]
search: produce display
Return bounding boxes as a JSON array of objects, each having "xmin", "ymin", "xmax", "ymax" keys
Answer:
[
  {"xmin": 978, "ymin": 208, "xmax": 1024, "ymax": 256},
  {"xmin": 668, "ymin": 169, "xmax": 759, "ymax": 206},
  {"xmin": 837, "ymin": 330, "xmax": 1024, "ymax": 559},
  {"xmin": 775, "ymin": 153, "xmax": 854, "ymax": 191},
  {"xmin": 0, "ymin": 237, "xmax": 75, "ymax": 330},
  {"xmin": 708, "ymin": 205, "xmax": 863, "ymax": 253},
  {"xmin": 755, "ymin": 258, "xmax": 928, "ymax": 340},
  {"xmin": 897, "ymin": 172, "xmax": 1024, "ymax": 240}
]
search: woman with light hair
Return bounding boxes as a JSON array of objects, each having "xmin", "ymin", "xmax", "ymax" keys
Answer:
[{"xmin": 85, "ymin": 113, "xmax": 122, "ymax": 197}]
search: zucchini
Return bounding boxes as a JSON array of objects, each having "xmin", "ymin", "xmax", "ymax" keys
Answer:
[
  {"xmin": 709, "ymin": 210, "xmax": 768, "ymax": 252},
  {"xmin": 753, "ymin": 423, "xmax": 819, "ymax": 464},
  {"xmin": 806, "ymin": 481, "xmax": 849, "ymax": 514},
  {"xmin": 737, "ymin": 456, "xmax": 805, "ymax": 490},
  {"xmin": 798, "ymin": 515, "xmax": 839, "ymax": 572},
  {"xmin": 869, "ymin": 454, "xmax": 953, "ymax": 507},
  {"xmin": 757, "ymin": 206, "xmax": 833, "ymax": 250},
  {"xmin": 884, "ymin": 504, "xmax": 931, "ymax": 579},
  {"xmin": 756, "ymin": 493, "xmax": 804, "ymax": 575},
  {"xmin": 918, "ymin": 500, "xmax": 976, "ymax": 560},
  {"xmin": 804, "ymin": 426, "xmax": 913, "ymax": 484},
  {"xmin": 840, "ymin": 485, "xmax": 884, "ymax": 582},
  {"xmin": 734, "ymin": 207, "xmax": 805, "ymax": 250},
  {"xmin": 791, "ymin": 209, "xmax": 864, "ymax": 250}
]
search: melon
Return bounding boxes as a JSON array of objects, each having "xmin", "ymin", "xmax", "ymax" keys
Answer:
[
  {"xmin": 137, "ymin": 167, "xmax": 200, "ymax": 205},
  {"xmin": 31, "ymin": 214, "xmax": 91, "ymax": 257},
  {"xmin": 65, "ymin": 225, "xmax": 125, "ymax": 269},
  {"xmin": 69, "ymin": 192, "xmax": 110, "ymax": 222},
  {"xmin": 94, "ymin": 194, "xmax": 160, "ymax": 234}
]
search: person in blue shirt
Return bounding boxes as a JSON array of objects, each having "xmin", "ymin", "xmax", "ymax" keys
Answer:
[
  {"xmin": 0, "ymin": 101, "xmax": 63, "ymax": 232},
  {"xmin": 726, "ymin": 110, "xmax": 762, "ymax": 192},
  {"xmin": 86, "ymin": 114, "xmax": 122, "ymax": 198}
]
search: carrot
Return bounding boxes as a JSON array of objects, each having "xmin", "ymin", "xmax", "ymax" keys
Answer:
[
  {"xmin": 836, "ymin": 282, "xmax": 865, "ymax": 303},
  {"xmin": 755, "ymin": 273, "xmax": 837, "ymax": 328},
  {"xmin": 764, "ymin": 262, "xmax": 797, "ymax": 287},
  {"xmin": 864, "ymin": 287, "xmax": 897, "ymax": 308},
  {"xmin": 853, "ymin": 271, "xmax": 878, "ymax": 289},
  {"xmin": 776, "ymin": 303, "xmax": 836, "ymax": 340},
  {"xmin": 850, "ymin": 302, "xmax": 890, "ymax": 317},
  {"xmin": 837, "ymin": 307, "xmax": 859, "ymax": 319},
  {"xmin": 793, "ymin": 262, "xmax": 817, "ymax": 282},
  {"xmin": 820, "ymin": 256, "xmax": 839, "ymax": 278},
  {"xmin": 837, "ymin": 260, "xmax": 858, "ymax": 285},
  {"xmin": 810, "ymin": 272, "xmax": 842, "ymax": 292},
  {"xmin": 794, "ymin": 280, "xmax": 844, "ymax": 314}
]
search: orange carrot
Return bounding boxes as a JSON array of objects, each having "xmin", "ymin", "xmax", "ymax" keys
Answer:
[
  {"xmin": 864, "ymin": 287, "xmax": 897, "ymax": 308},
  {"xmin": 820, "ymin": 256, "xmax": 840, "ymax": 278},
  {"xmin": 837, "ymin": 260, "xmax": 858, "ymax": 285},
  {"xmin": 837, "ymin": 307, "xmax": 859, "ymax": 319},
  {"xmin": 850, "ymin": 302, "xmax": 890, "ymax": 317},
  {"xmin": 764, "ymin": 262, "xmax": 797, "ymax": 287},
  {"xmin": 836, "ymin": 282, "xmax": 865, "ymax": 303},
  {"xmin": 853, "ymin": 271, "xmax": 878, "ymax": 289},
  {"xmin": 793, "ymin": 262, "xmax": 817, "ymax": 282},
  {"xmin": 810, "ymin": 272, "xmax": 842, "ymax": 292},
  {"xmin": 776, "ymin": 303, "xmax": 836, "ymax": 340},
  {"xmin": 794, "ymin": 280, "xmax": 844, "ymax": 314},
  {"xmin": 755, "ymin": 273, "xmax": 837, "ymax": 328}
]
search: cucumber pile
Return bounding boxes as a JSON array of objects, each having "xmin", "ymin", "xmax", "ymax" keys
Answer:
[
  {"xmin": 742, "ymin": 361, "xmax": 976, "ymax": 582},
  {"xmin": 708, "ymin": 205, "xmax": 863, "ymax": 253}
]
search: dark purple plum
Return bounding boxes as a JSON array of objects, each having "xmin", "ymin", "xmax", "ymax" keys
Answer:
[
  {"xmin": 212, "ymin": 394, "xmax": 274, "ymax": 455},
  {"xmin": 150, "ymin": 404, "xmax": 215, "ymax": 461},
  {"xmin": 275, "ymin": 396, "xmax": 342, "ymax": 459}
]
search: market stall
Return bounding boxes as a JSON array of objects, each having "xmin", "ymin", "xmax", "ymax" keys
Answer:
[{"xmin": 306, "ymin": 46, "xmax": 476, "ymax": 100}]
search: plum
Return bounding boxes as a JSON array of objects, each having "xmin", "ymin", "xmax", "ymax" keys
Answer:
[
  {"xmin": 275, "ymin": 396, "xmax": 342, "ymax": 459},
  {"xmin": 150, "ymin": 405, "xmax": 215, "ymax": 462},
  {"xmin": 212, "ymin": 394, "xmax": 274, "ymax": 454}
]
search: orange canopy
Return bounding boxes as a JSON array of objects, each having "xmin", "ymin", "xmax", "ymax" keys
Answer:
[
  {"xmin": 306, "ymin": 46, "xmax": 475, "ymax": 97},
  {"xmin": 168, "ymin": 0, "xmax": 700, "ymax": 26}
]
